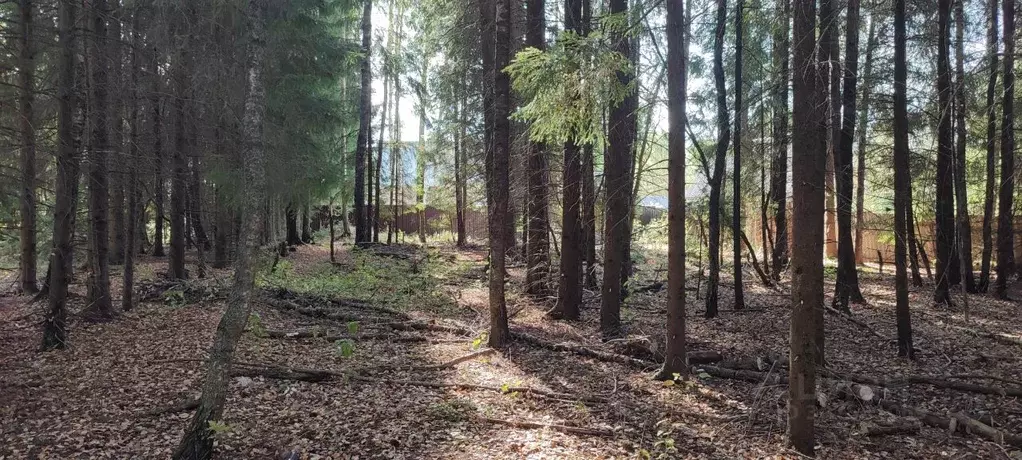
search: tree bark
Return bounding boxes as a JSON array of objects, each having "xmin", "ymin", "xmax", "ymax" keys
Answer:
[
  {"xmin": 821, "ymin": 0, "xmax": 839, "ymax": 261},
  {"xmin": 953, "ymin": 0, "xmax": 976, "ymax": 293},
  {"xmin": 18, "ymin": 0, "xmax": 37, "ymax": 294},
  {"xmin": 84, "ymin": 0, "xmax": 114, "ymax": 319},
  {"xmin": 935, "ymin": 0, "xmax": 956, "ymax": 305},
  {"xmin": 854, "ymin": 18, "xmax": 877, "ymax": 266},
  {"xmin": 769, "ymin": 0, "xmax": 790, "ymax": 280},
  {"xmin": 552, "ymin": 0, "xmax": 584, "ymax": 319},
  {"xmin": 788, "ymin": 0, "xmax": 824, "ymax": 451},
  {"xmin": 151, "ymin": 44, "xmax": 165, "ymax": 258},
  {"xmin": 833, "ymin": 0, "xmax": 865, "ymax": 311},
  {"xmin": 893, "ymin": 0, "xmax": 915, "ymax": 358},
  {"xmin": 354, "ymin": 0, "xmax": 372, "ymax": 245},
  {"xmin": 487, "ymin": 0, "xmax": 512, "ymax": 348},
  {"xmin": 601, "ymin": 0, "xmax": 636, "ymax": 338},
  {"xmin": 995, "ymin": 0, "xmax": 1015, "ymax": 298},
  {"xmin": 42, "ymin": 0, "xmax": 78, "ymax": 350},
  {"xmin": 704, "ymin": 0, "xmax": 729, "ymax": 319},
  {"xmin": 656, "ymin": 0, "xmax": 688, "ymax": 381},
  {"xmin": 172, "ymin": 1, "xmax": 267, "ymax": 457},
  {"xmin": 525, "ymin": 0, "xmax": 550, "ymax": 298},
  {"xmin": 123, "ymin": 7, "xmax": 142, "ymax": 311},
  {"xmin": 731, "ymin": 0, "xmax": 745, "ymax": 311},
  {"xmin": 169, "ymin": 6, "xmax": 190, "ymax": 280},
  {"xmin": 108, "ymin": 0, "xmax": 126, "ymax": 267},
  {"xmin": 979, "ymin": 0, "xmax": 999, "ymax": 292}
]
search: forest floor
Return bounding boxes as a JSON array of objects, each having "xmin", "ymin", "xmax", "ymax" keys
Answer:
[{"xmin": 2, "ymin": 240, "xmax": 1022, "ymax": 459}]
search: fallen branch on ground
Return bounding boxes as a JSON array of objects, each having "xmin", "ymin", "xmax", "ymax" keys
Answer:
[
  {"xmin": 146, "ymin": 398, "xmax": 200, "ymax": 416},
  {"xmin": 351, "ymin": 375, "xmax": 607, "ymax": 403},
  {"xmin": 476, "ymin": 416, "xmax": 615, "ymax": 437},
  {"xmin": 838, "ymin": 381, "xmax": 1022, "ymax": 447},
  {"xmin": 261, "ymin": 329, "xmax": 427, "ymax": 343},
  {"xmin": 862, "ymin": 419, "xmax": 921, "ymax": 437},
  {"xmin": 513, "ymin": 332, "xmax": 722, "ymax": 370},
  {"xmin": 825, "ymin": 305, "xmax": 890, "ymax": 341}
]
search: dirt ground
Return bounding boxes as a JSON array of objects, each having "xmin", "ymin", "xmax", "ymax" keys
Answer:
[{"xmin": 2, "ymin": 242, "xmax": 1021, "ymax": 459}]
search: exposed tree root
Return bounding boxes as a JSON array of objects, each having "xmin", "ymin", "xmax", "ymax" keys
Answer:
[{"xmin": 476, "ymin": 416, "xmax": 615, "ymax": 437}]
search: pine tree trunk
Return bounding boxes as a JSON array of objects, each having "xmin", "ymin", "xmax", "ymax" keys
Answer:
[
  {"xmin": 979, "ymin": 0, "xmax": 999, "ymax": 292},
  {"xmin": 821, "ymin": 0, "xmax": 839, "ymax": 261},
  {"xmin": 553, "ymin": 0, "xmax": 586, "ymax": 315},
  {"xmin": 487, "ymin": 0, "xmax": 511, "ymax": 348},
  {"xmin": 854, "ymin": 17, "xmax": 877, "ymax": 266},
  {"xmin": 172, "ymin": 2, "xmax": 267, "ymax": 457},
  {"xmin": 169, "ymin": 10, "xmax": 190, "ymax": 280},
  {"xmin": 123, "ymin": 7, "xmax": 141, "ymax": 311},
  {"xmin": 834, "ymin": 0, "xmax": 865, "ymax": 311},
  {"xmin": 42, "ymin": 0, "xmax": 78, "ymax": 350},
  {"xmin": 732, "ymin": 0, "xmax": 745, "ymax": 311},
  {"xmin": 893, "ymin": 0, "xmax": 915, "ymax": 358},
  {"xmin": 788, "ymin": 0, "xmax": 825, "ymax": 451},
  {"xmin": 151, "ymin": 44, "xmax": 165, "ymax": 258},
  {"xmin": 995, "ymin": 0, "xmax": 1015, "ymax": 298},
  {"xmin": 85, "ymin": 0, "xmax": 114, "ymax": 320},
  {"xmin": 935, "ymin": 0, "xmax": 956, "ymax": 305},
  {"xmin": 657, "ymin": 0, "xmax": 688, "ymax": 380},
  {"xmin": 525, "ymin": 0, "xmax": 550, "ymax": 298},
  {"xmin": 953, "ymin": 0, "xmax": 977, "ymax": 293},
  {"xmin": 601, "ymin": 0, "xmax": 636, "ymax": 338},
  {"xmin": 109, "ymin": 0, "xmax": 126, "ymax": 267},
  {"xmin": 18, "ymin": 0, "xmax": 37, "ymax": 294},
  {"xmin": 769, "ymin": 0, "xmax": 790, "ymax": 279},
  {"xmin": 581, "ymin": 0, "xmax": 597, "ymax": 291},
  {"xmin": 416, "ymin": 59, "xmax": 429, "ymax": 244},
  {"xmin": 456, "ymin": 81, "xmax": 467, "ymax": 248},
  {"xmin": 354, "ymin": 0, "xmax": 372, "ymax": 245},
  {"xmin": 704, "ymin": 0, "xmax": 729, "ymax": 319}
]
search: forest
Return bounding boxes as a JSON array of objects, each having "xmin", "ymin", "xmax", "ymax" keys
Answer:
[{"xmin": 1, "ymin": 0, "xmax": 1022, "ymax": 457}]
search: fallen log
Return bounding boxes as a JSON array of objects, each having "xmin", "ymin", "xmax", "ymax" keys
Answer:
[
  {"xmin": 835, "ymin": 371, "xmax": 1022, "ymax": 398},
  {"xmin": 261, "ymin": 329, "xmax": 428, "ymax": 343},
  {"xmin": 838, "ymin": 381, "xmax": 1022, "ymax": 448},
  {"xmin": 147, "ymin": 398, "xmax": 200, "ymax": 416},
  {"xmin": 477, "ymin": 416, "xmax": 615, "ymax": 437},
  {"xmin": 863, "ymin": 419, "xmax": 921, "ymax": 437},
  {"xmin": 352, "ymin": 375, "xmax": 607, "ymax": 403},
  {"xmin": 695, "ymin": 365, "xmax": 786, "ymax": 385}
]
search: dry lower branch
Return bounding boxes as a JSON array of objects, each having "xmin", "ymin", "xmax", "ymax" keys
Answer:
[{"xmin": 476, "ymin": 416, "xmax": 615, "ymax": 437}]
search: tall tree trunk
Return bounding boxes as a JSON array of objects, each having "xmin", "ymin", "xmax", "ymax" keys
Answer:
[
  {"xmin": 42, "ymin": 0, "xmax": 78, "ymax": 350},
  {"xmin": 979, "ymin": 0, "xmax": 999, "ymax": 292},
  {"xmin": 172, "ymin": 2, "xmax": 266, "ymax": 457},
  {"xmin": 581, "ymin": 0, "xmax": 597, "ymax": 291},
  {"xmin": 732, "ymin": 0, "xmax": 745, "ymax": 310},
  {"xmin": 907, "ymin": 190, "xmax": 925, "ymax": 285},
  {"xmin": 151, "ymin": 45, "xmax": 165, "ymax": 258},
  {"xmin": 123, "ymin": 7, "xmax": 141, "ymax": 311},
  {"xmin": 935, "ymin": 0, "xmax": 956, "ymax": 305},
  {"xmin": 855, "ymin": 17, "xmax": 877, "ymax": 266},
  {"xmin": 893, "ymin": 0, "xmax": 915, "ymax": 357},
  {"xmin": 18, "ymin": 0, "xmax": 37, "ymax": 294},
  {"xmin": 416, "ymin": 58, "xmax": 429, "ymax": 244},
  {"xmin": 704, "ymin": 0, "xmax": 729, "ymax": 319},
  {"xmin": 85, "ymin": 0, "xmax": 114, "ymax": 320},
  {"xmin": 995, "ymin": 0, "xmax": 1016, "ymax": 298},
  {"xmin": 487, "ymin": 0, "xmax": 512, "ymax": 347},
  {"xmin": 770, "ymin": 0, "xmax": 790, "ymax": 279},
  {"xmin": 788, "ymin": 0, "xmax": 824, "ymax": 451},
  {"xmin": 821, "ymin": 0, "xmax": 839, "ymax": 260},
  {"xmin": 456, "ymin": 79, "xmax": 468, "ymax": 247},
  {"xmin": 657, "ymin": 0, "xmax": 688, "ymax": 380},
  {"xmin": 525, "ymin": 0, "xmax": 550, "ymax": 297},
  {"xmin": 601, "ymin": 0, "xmax": 636, "ymax": 338},
  {"xmin": 301, "ymin": 204, "xmax": 313, "ymax": 243},
  {"xmin": 354, "ymin": 0, "xmax": 372, "ymax": 245},
  {"xmin": 954, "ymin": 0, "xmax": 977, "ymax": 293},
  {"xmin": 554, "ymin": 0, "xmax": 585, "ymax": 317},
  {"xmin": 109, "ymin": 0, "xmax": 125, "ymax": 267},
  {"xmin": 834, "ymin": 0, "xmax": 865, "ymax": 311},
  {"xmin": 169, "ymin": 8, "xmax": 190, "ymax": 280}
]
